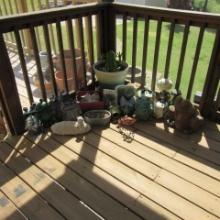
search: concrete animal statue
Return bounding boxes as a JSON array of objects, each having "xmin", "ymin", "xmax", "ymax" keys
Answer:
[{"xmin": 51, "ymin": 116, "xmax": 91, "ymax": 135}]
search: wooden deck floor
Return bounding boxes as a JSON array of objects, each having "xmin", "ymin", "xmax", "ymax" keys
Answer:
[
  {"xmin": 0, "ymin": 118, "xmax": 220, "ymax": 220},
  {"xmin": 1, "ymin": 50, "xmax": 220, "ymax": 220}
]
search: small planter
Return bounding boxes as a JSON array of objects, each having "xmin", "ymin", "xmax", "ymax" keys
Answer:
[
  {"xmin": 77, "ymin": 91, "xmax": 104, "ymax": 111},
  {"xmin": 55, "ymin": 71, "xmax": 75, "ymax": 92},
  {"xmin": 33, "ymin": 74, "xmax": 53, "ymax": 93},
  {"xmin": 94, "ymin": 61, "xmax": 129, "ymax": 89},
  {"xmin": 39, "ymin": 51, "xmax": 49, "ymax": 70},
  {"xmin": 84, "ymin": 110, "xmax": 111, "ymax": 126},
  {"xmin": 53, "ymin": 49, "xmax": 86, "ymax": 83}
]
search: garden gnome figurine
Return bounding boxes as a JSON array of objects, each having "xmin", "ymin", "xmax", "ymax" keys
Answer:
[{"xmin": 154, "ymin": 78, "xmax": 173, "ymax": 119}]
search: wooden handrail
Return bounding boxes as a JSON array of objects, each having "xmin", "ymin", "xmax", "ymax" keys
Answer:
[
  {"xmin": 0, "ymin": 2, "xmax": 109, "ymax": 34},
  {"xmin": 113, "ymin": 2, "xmax": 220, "ymax": 28}
]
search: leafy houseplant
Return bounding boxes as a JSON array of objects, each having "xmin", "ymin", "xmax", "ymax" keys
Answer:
[{"xmin": 94, "ymin": 51, "xmax": 129, "ymax": 89}]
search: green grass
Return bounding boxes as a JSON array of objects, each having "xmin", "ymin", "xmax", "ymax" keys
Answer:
[
  {"xmin": 194, "ymin": 0, "xmax": 220, "ymax": 13},
  {"xmin": 116, "ymin": 19, "xmax": 216, "ymax": 98}
]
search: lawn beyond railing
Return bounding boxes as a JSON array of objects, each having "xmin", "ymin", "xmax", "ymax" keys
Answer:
[{"xmin": 0, "ymin": 1, "xmax": 219, "ymax": 135}]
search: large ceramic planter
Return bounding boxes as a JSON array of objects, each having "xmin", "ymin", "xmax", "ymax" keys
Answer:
[{"xmin": 93, "ymin": 61, "xmax": 129, "ymax": 89}]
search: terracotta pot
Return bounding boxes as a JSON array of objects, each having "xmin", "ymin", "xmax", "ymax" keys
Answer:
[
  {"xmin": 53, "ymin": 49, "xmax": 87, "ymax": 83},
  {"xmin": 55, "ymin": 71, "xmax": 75, "ymax": 92},
  {"xmin": 33, "ymin": 76, "xmax": 52, "ymax": 93}
]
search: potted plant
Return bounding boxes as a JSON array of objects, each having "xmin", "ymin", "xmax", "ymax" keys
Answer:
[
  {"xmin": 93, "ymin": 51, "xmax": 129, "ymax": 89},
  {"xmin": 53, "ymin": 49, "xmax": 88, "ymax": 91}
]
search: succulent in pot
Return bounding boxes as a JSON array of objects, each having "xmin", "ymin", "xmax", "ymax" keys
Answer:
[{"xmin": 93, "ymin": 51, "xmax": 129, "ymax": 89}]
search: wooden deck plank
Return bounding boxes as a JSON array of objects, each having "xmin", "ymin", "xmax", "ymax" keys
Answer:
[
  {"xmin": 150, "ymin": 122, "xmax": 220, "ymax": 153},
  {"xmin": 155, "ymin": 170, "xmax": 220, "ymax": 218},
  {"xmin": 0, "ymin": 142, "xmax": 100, "ymax": 220},
  {"xmin": 48, "ymin": 134, "xmax": 219, "ymax": 220},
  {"xmin": 5, "ymin": 135, "xmax": 143, "ymax": 220},
  {"xmin": 23, "ymin": 134, "xmax": 181, "ymax": 220},
  {"xmin": 105, "ymin": 125, "xmax": 220, "ymax": 196},
  {"xmin": 134, "ymin": 122, "xmax": 220, "ymax": 166},
  {"xmin": 0, "ymin": 190, "xmax": 26, "ymax": 220},
  {"xmin": 173, "ymin": 152, "xmax": 220, "ymax": 181},
  {"xmin": 0, "ymin": 163, "xmax": 64, "ymax": 220},
  {"xmin": 27, "ymin": 133, "xmax": 181, "ymax": 219},
  {"xmin": 122, "ymin": 124, "xmax": 220, "ymax": 181}
]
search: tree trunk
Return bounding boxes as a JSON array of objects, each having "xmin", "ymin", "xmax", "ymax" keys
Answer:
[
  {"xmin": 203, "ymin": 0, "xmax": 208, "ymax": 11},
  {"xmin": 166, "ymin": 0, "xmax": 193, "ymax": 10}
]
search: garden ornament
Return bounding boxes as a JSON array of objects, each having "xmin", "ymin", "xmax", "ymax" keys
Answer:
[
  {"xmin": 51, "ymin": 116, "xmax": 91, "ymax": 135},
  {"xmin": 117, "ymin": 85, "xmax": 136, "ymax": 115},
  {"xmin": 164, "ymin": 96, "xmax": 204, "ymax": 134},
  {"xmin": 174, "ymin": 96, "xmax": 204, "ymax": 133},
  {"xmin": 135, "ymin": 90, "xmax": 154, "ymax": 121},
  {"xmin": 117, "ymin": 115, "xmax": 136, "ymax": 143}
]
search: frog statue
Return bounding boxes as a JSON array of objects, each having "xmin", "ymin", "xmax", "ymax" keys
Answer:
[
  {"xmin": 117, "ymin": 85, "xmax": 136, "ymax": 116},
  {"xmin": 135, "ymin": 90, "xmax": 154, "ymax": 121}
]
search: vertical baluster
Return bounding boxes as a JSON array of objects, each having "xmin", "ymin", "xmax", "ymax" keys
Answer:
[
  {"xmin": 56, "ymin": 21, "xmax": 69, "ymax": 92},
  {"xmin": 0, "ymin": 5, "xmax": 3, "ymax": 15},
  {"xmin": 216, "ymin": 87, "xmax": 220, "ymax": 112},
  {"xmin": 141, "ymin": 17, "xmax": 149, "ymax": 88},
  {"xmin": 2, "ymin": 0, "xmax": 14, "ymax": 43},
  {"xmin": 87, "ymin": 15, "xmax": 95, "ymax": 84},
  {"xmin": 164, "ymin": 20, "xmax": 175, "ymax": 79},
  {"xmin": 8, "ymin": 0, "xmax": 15, "ymax": 43},
  {"xmin": 78, "ymin": 17, "xmax": 87, "ymax": 88},
  {"xmin": 37, "ymin": 0, "xmax": 42, "ymax": 9},
  {"xmin": 107, "ymin": 6, "xmax": 116, "ymax": 52},
  {"xmin": 151, "ymin": 18, "xmax": 162, "ymax": 91},
  {"xmin": 187, "ymin": 25, "xmax": 205, "ymax": 100},
  {"xmin": 2, "ymin": 0, "xmax": 8, "ymax": 15},
  {"xmin": 43, "ymin": 23, "xmax": 58, "ymax": 96},
  {"xmin": 30, "ymin": 0, "xmax": 42, "ymax": 51},
  {"xmin": 30, "ymin": 26, "xmax": 47, "ymax": 100},
  {"xmin": 200, "ymin": 28, "xmax": 220, "ymax": 117},
  {"xmin": 122, "ymin": 14, "xmax": 127, "ymax": 61},
  {"xmin": 175, "ymin": 21, "xmax": 190, "ymax": 90},
  {"xmin": 0, "ymin": 5, "xmax": 9, "ymax": 42},
  {"xmin": 67, "ymin": 18, "xmax": 78, "ymax": 90},
  {"xmin": 86, "ymin": 15, "xmax": 95, "ymax": 65},
  {"xmin": 0, "ymin": 34, "xmax": 25, "ymax": 134},
  {"xmin": 14, "ymin": 0, "xmax": 26, "ymax": 46},
  {"xmin": 131, "ymin": 16, "xmax": 138, "ymax": 83},
  {"xmin": 45, "ymin": 0, "xmax": 57, "ymax": 54},
  {"xmin": 96, "ymin": 12, "xmax": 102, "ymax": 60},
  {"xmin": 14, "ymin": 29, "xmax": 34, "ymax": 104},
  {"xmin": 8, "ymin": 0, "xmax": 13, "ymax": 13}
]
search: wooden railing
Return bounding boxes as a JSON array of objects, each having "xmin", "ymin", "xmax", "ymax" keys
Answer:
[
  {"xmin": 112, "ymin": 3, "xmax": 220, "ymax": 120},
  {"xmin": 0, "ymin": 1, "xmax": 219, "ymax": 135},
  {"xmin": 0, "ymin": 0, "xmax": 100, "ymax": 54},
  {"xmin": 0, "ymin": 2, "xmax": 109, "ymax": 134}
]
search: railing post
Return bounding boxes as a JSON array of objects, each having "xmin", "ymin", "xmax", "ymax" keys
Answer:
[
  {"xmin": 200, "ymin": 28, "xmax": 220, "ymax": 120},
  {"xmin": 17, "ymin": 0, "xmax": 33, "ymax": 55},
  {"xmin": 0, "ymin": 34, "xmax": 25, "ymax": 135},
  {"xmin": 100, "ymin": 0, "xmax": 116, "ymax": 54}
]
